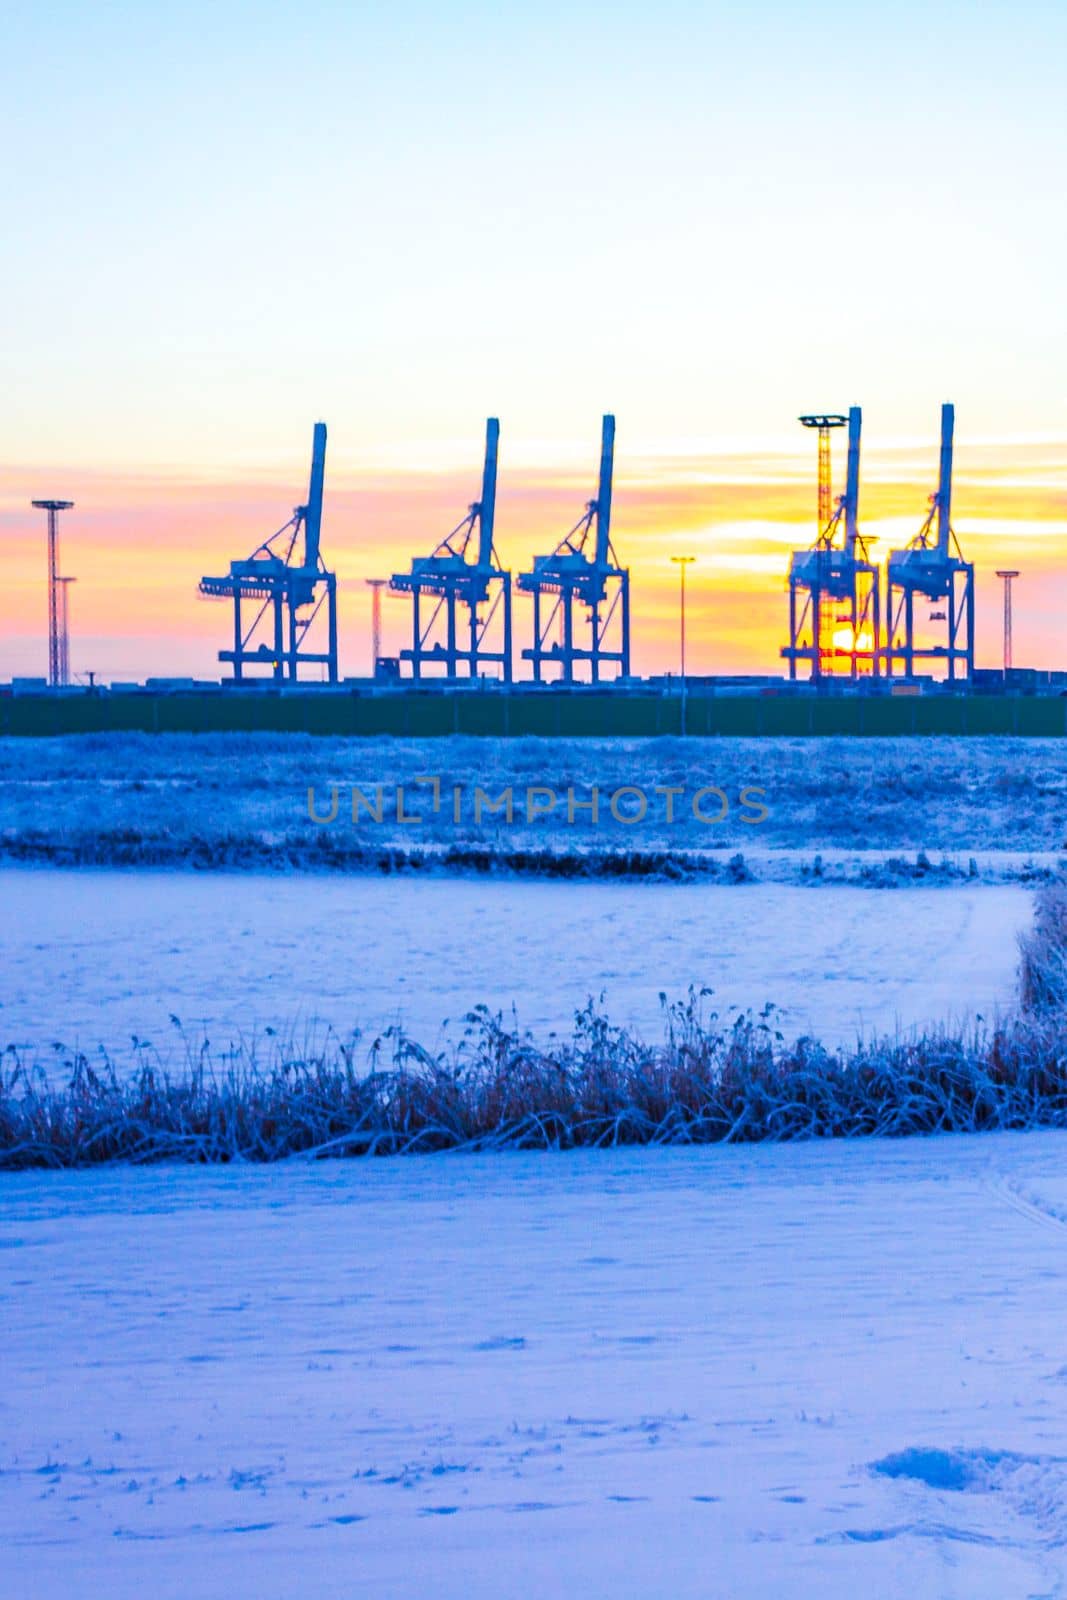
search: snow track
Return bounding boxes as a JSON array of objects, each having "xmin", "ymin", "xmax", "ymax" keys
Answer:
[{"xmin": 988, "ymin": 1173, "xmax": 1067, "ymax": 1237}]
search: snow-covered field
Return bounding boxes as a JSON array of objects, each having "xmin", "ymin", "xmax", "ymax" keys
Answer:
[
  {"xmin": 0, "ymin": 867, "xmax": 1030, "ymax": 1063},
  {"xmin": 3, "ymin": 729, "xmax": 1064, "ymax": 1595},
  {"xmin": 2, "ymin": 732, "xmax": 1067, "ymax": 871},
  {"xmin": 6, "ymin": 1134, "xmax": 1067, "ymax": 1599}
]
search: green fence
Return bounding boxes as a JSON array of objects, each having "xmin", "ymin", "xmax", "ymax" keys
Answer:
[{"xmin": 2, "ymin": 689, "xmax": 1065, "ymax": 738}]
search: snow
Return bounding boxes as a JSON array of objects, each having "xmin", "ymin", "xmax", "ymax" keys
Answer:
[
  {"xmin": 5, "ymin": 1132, "xmax": 1067, "ymax": 1598},
  {"xmin": 3, "ymin": 731, "xmax": 1067, "ymax": 864},
  {"xmin": 0, "ymin": 867, "xmax": 1030, "ymax": 1064},
  {"xmin": 1, "ymin": 729, "xmax": 1061, "ymax": 1593}
]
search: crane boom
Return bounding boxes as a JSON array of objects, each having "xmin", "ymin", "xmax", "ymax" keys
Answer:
[
  {"xmin": 477, "ymin": 417, "xmax": 499, "ymax": 568},
  {"xmin": 936, "ymin": 401, "xmax": 954, "ymax": 555},
  {"xmin": 594, "ymin": 413, "xmax": 615, "ymax": 566},
  {"xmin": 303, "ymin": 421, "xmax": 327, "ymax": 570},
  {"xmin": 843, "ymin": 406, "xmax": 861, "ymax": 556}
]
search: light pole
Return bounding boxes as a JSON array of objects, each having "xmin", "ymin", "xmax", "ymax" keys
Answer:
[
  {"xmin": 32, "ymin": 499, "xmax": 74, "ymax": 687},
  {"xmin": 995, "ymin": 570, "xmax": 1019, "ymax": 673},
  {"xmin": 56, "ymin": 576, "xmax": 76, "ymax": 686},
  {"xmin": 670, "ymin": 556, "xmax": 695, "ymax": 734},
  {"xmin": 365, "ymin": 579, "xmax": 387, "ymax": 678}
]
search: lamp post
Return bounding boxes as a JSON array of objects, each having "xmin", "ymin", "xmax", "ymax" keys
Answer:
[
  {"xmin": 56, "ymin": 576, "xmax": 76, "ymax": 686},
  {"xmin": 365, "ymin": 578, "xmax": 387, "ymax": 678},
  {"xmin": 32, "ymin": 499, "xmax": 74, "ymax": 687},
  {"xmin": 670, "ymin": 556, "xmax": 696, "ymax": 734},
  {"xmin": 995, "ymin": 570, "xmax": 1019, "ymax": 673}
]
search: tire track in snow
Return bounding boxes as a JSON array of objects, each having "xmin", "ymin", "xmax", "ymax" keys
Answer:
[{"xmin": 987, "ymin": 1172, "xmax": 1067, "ymax": 1237}]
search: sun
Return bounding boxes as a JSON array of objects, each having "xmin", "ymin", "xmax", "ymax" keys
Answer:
[{"xmin": 831, "ymin": 626, "xmax": 875, "ymax": 655}]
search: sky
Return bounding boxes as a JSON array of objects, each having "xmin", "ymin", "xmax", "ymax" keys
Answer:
[{"xmin": 1, "ymin": 0, "xmax": 1064, "ymax": 681}]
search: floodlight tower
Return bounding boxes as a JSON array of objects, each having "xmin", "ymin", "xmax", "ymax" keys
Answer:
[
  {"xmin": 518, "ymin": 414, "xmax": 630, "ymax": 682},
  {"xmin": 781, "ymin": 407, "xmax": 880, "ymax": 681},
  {"xmin": 798, "ymin": 414, "xmax": 848, "ymax": 533},
  {"xmin": 31, "ymin": 499, "xmax": 74, "ymax": 687},
  {"xmin": 996, "ymin": 570, "xmax": 1019, "ymax": 671},
  {"xmin": 56, "ymin": 576, "xmax": 76, "ymax": 686},
  {"xmin": 884, "ymin": 403, "xmax": 975, "ymax": 681},
  {"xmin": 199, "ymin": 423, "xmax": 338, "ymax": 683},
  {"xmin": 389, "ymin": 418, "xmax": 512, "ymax": 680}
]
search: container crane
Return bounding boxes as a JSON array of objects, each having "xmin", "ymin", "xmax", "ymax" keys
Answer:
[
  {"xmin": 883, "ymin": 403, "xmax": 975, "ymax": 681},
  {"xmin": 518, "ymin": 414, "xmax": 630, "ymax": 682},
  {"xmin": 389, "ymin": 418, "xmax": 511, "ymax": 680},
  {"xmin": 199, "ymin": 423, "xmax": 338, "ymax": 683},
  {"xmin": 782, "ymin": 406, "xmax": 880, "ymax": 681}
]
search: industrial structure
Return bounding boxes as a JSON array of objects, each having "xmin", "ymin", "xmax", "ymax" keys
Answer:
[
  {"xmin": 19, "ymin": 401, "xmax": 1033, "ymax": 700},
  {"xmin": 56, "ymin": 576, "xmax": 75, "ymax": 686},
  {"xmin": 883, "ymin": 404, "xmax": 974, "ymax": 681},
  {"xmin": 782, "ymin": 407, "xmax": 880, "ymax": 681},
  {"xmin": 670, "ymin": 553, "xmax": 695, "ymax": 734},
  {"xmin": 518, "ymin": 415, "xmax": 630, "ymax": 682},
  {"xmin": 199, "ymin": 423, "xmax": 337, "ymax": 683},
  {"xmin": 996, "ymin": 569, "xmax": 1020, "ymax": 671},
  {"xmin": 32, "ymin": 499, "xmax": 74, "ymax": 687},
  {"xmin": 365, "ymin": 578, "xmax": 387, "ymax": 677},
  {"xmin": 799, "ymin": 414, "xmax": 848, "ymax": 533},
  {"xmin": 389, "ymin": 418, "xmax": 511, "ymax": 680}
]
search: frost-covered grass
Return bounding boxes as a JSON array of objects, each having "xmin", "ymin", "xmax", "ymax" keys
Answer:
[
  {"xmin": 2, "ymin": 731, "xmax": 1067, "ymax": 872},
  {"xmin": 4, "ymin": 973, "xmax": 1067, "ymax": 1167},
  {"xmin": 1020, "ymin": 886, "xmax": 1067, "ymax": 1012}
]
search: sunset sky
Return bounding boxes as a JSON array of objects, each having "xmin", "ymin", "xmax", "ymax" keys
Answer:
[{"xmin": 2, "ymin": 1, "xmax": 1064, "ymax": 681}]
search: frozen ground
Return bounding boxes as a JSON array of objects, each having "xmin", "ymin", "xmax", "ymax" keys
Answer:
[
  {"xmin": 1, "ymin": 730, "xmax": 1059, "ymax": 1596},
  {"xmin": 2, "ymin": 733, "xmax": 1067, "ymax": 875},
  {"xmin": 0, "ymin": 868, "xmax": 1030, "ymax": 1064},
  {"xmin": 5, "ymin": 1133, "xmax": 1067, "ymax": 1599}
]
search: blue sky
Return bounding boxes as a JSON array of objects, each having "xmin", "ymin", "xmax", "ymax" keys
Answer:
[{"xmin": 2, "ymin": 0, "xmax": 1064, "ymax": 471}]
